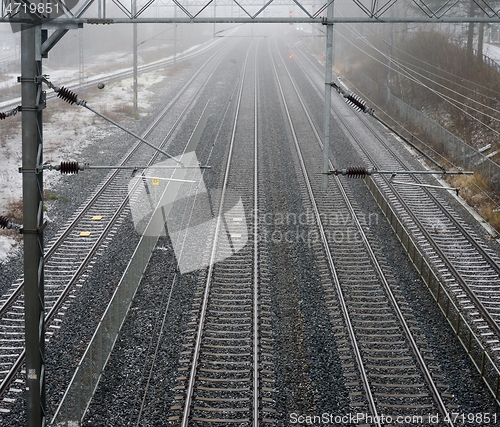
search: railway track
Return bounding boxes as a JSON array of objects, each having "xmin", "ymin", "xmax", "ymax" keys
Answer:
[
  {"xmin": 164, "ymin": 39, "xmax": 277, "ymax": 426},
  {"xmin": 288, "ymin": 36, "xmax": 500, "ymax": 399},
  {"xmin": 88, "ymin": 32, "xmax": 477, "ymax": 425},
  {"xmin": 65, "ymin": 29, "xmax": 498, "ymax": 426},
  {"xmin": 270, "ymin": 37, "xmax": 455, "ymax": 423},
  {"xmin": 0, "ymin": 35, "xmax": 225, "ymax": 112},
  {"xmin": 0, "ymin": 37, "xmax": 236, "ymax": 416}
]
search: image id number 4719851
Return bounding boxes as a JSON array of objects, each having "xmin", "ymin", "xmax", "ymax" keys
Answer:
[
  {"xmin": 444, "ymin": 413, "xmax": 497, "ymax": 424},
  {"xmin": 5, "ymin": 2, "xmax": 60, "ymax": 15}
]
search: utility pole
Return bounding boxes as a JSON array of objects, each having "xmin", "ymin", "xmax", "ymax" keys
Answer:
[
  {"xmin": 133, "ymin": 0, "xmax": 138, "ymax": 114},
  {"xmin": 79, "ymin": 27, "xmax": 84, "ymax": 84},
  {"xmin": 387, "ymin": 11, "xmax": 393, "ymax": 102},
  {"xmin": 21, "ymin": 19, "xmax": 46, "ymax": 427},
  {"xmin": 322, "ymin": 1, "xmax": 334, "ymax": 188},
  {"xmin": 213, "ymin": 0, "xmax": 216, "ymax": 38}
]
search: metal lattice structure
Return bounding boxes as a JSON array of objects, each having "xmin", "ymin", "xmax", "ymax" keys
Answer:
[{"xmin": 2, "ymin": 0, "xmax": 500, "ymax": 23}]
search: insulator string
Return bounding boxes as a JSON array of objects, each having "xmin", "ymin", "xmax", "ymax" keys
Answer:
[
  {"xmin": 57, "ymin": 87, "xmax": 79, "ymax": 105},
  {"xmin": 59, "ymin": 161, "xmax": 81, "ymax": 174},
  {"xmin": 345, "ymin": 166, "xmax": 370, "ymax": 178}
]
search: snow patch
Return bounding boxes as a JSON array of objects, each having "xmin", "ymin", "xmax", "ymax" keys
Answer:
[
  {"xmin": 0, "ymin": 65, "xmax": 167, "ymax": 261},
  {"xmin": 0, "ymin": 235, "xmax": 16, "ymax": 263},
  {"xmin": 485, "ymin": 43, "xmax": 500, "ymax": 62}
]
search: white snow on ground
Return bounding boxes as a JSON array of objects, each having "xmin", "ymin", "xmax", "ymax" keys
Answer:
[
  {"xmin": 0, "ymin": 235, "xmax": 15, "ymax": 260},
  {"xmin": 0, "ymin": 73, "xmax": 22, "ymax": 91},
  {"xmin": 0, "ymin": 52, "xmax": 168, "ymax": 262},
  {"xmin": 0, "ymin": 35, "xmax": 219, "ymax": 263},
  {"xmin": 485, "ymin": 43, "xmax": 500, "ymax": 62}
]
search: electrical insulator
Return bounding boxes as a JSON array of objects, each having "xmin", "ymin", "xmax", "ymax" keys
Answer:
[
  {"xmin": 59, "ymin": 161, "xmax": 81, "ymax": 174},
  {"xmin": 344, "ymin": 93, "xmax": 368, "ymax": 112},
  {"xmin": 0, "ymin": 215, "xmax": 13, "ymax": 230},
  {"xmin": 0, "ymin": 112, "xmax": 6, "ymax": 120},
  {"xmin": 57, "ymin": 86, "xmax": 79, "ymax": 105},
  {"xmin": 345, "ymin": 166, "xmax": 370, "ymax": 178}
]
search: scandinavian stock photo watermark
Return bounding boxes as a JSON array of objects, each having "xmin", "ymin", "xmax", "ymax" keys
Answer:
[
  {"xmin": 253, "ymin": 208, "xmax": 379, "ymax": 247},
  {"xmin": 289, "ymin": 412, "xmax": 499, "ymax": 425},
  {"xmin": 128, "ymin": 152, "xmax": 248, "ymax": 274},
  {"xmin": 128, "ymin": 153, "xmax": 379, "ymax": 274}
]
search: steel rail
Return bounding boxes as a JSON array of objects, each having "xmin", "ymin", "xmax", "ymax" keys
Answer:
[
  {"xmin": 267, "ymin": 39, "xmax": 383, "ymax": 425},
  {"xmin": 332, "ymin": 88, "xmax": 500, "ymax": 280},
  {"xmin": 279, "ymin": 40, "xmax": 453, "ymax": 425},
  {"xmin": 133, "ymin": 99, "xmax": 218, "ymax": 426},
  {"xmin": 0, "ymin": 41, "xmax": 230, "ymax": 321},
  {"xmin": 361, "ymin": 117, "xmax": 500, "ymax": 340},
  {"xmin": 252, "ymin": 45, "xmax": 260, "ymax": 427},
  {"xmin": 269, "ymin": 38, "xmax": 381, "ymax": 427},
  {"xmin": 0, "ymin": 40, "xmax": 235, "ymax": 400},
  {"xmin": 180, "ymin": 45, "xmax": 253, "ymax": 427},
  {"xmin": 0, "ymin": 35, "xmax": 225, "ymax": 113}
]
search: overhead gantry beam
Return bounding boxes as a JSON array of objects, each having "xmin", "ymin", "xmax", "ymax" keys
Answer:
[
  {"xmin": 3, "ymin": 16, "xmax": 500, "ymax": 24},
  {"xmin": 4, "ymin": 0, "xmax": 500, "ymax": 24}
]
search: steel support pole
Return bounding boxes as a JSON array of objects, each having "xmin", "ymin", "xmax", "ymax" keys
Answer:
[
  {"xmin": 213, "ymin": 0, "xmax": 216, "ymax": 37},
  {"xmin": 174, "ymin": 6, "xmax": 178, "ymax": 64},
  {"xmin": 21, "ymin": 21, "xmax": 46, "ymax": 427},
  {"xmin": 387, "ymin": 7, "xmax": 394, "ymax": 102},
  {"xmin": 322, "ymin": 2, "xmax": 334, "ymax": 188},
  {"xmin": 133, "ymin": 0, "xmax": 138, "ymax": 114},
  {"xmin": 79, "ymin": 27, "xmax": 84, "ymax": 84}
]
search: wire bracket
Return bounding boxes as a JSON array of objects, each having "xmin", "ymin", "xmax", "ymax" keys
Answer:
[
  {"xmin": 325, "ymin": 166, "xmax": 473, "ymax": 177},
  {"xmin": 20, "ymin": 221, "xmax": 47, "ymax": 235},
  {"xmin": 42, "ymin": 162, "xmax": 211, "ymax": 174}
]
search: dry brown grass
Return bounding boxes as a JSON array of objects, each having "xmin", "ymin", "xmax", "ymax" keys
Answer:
[
  {"xmin": 5, "ymin": 198, "xmax": 23, "ymax": 223},
  {"xmin": 446, "ymin": 174, "xmax": 500, "ymax": 233},
  {"xmin": 0, "ymin": 198, "xmax": 23, "ymax": 242}
]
